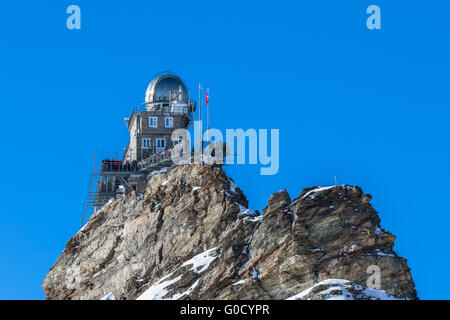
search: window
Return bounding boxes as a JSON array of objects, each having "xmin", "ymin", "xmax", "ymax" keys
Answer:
[
  {"xmin": 156, "ymin": 138, "xmax": 165, "ymax": 148},
  {"xmin": 165, "ymin": 117, "xmax": 173, "ymax": 128},
  {"xmin": 173, "ymin": 136, "xmax": 183, "ymax": 145},
  {"xmin": 142, "ymin": 138, "xmax": 151, "ymax": 149},
  {"xmin": 149, "ymin": 117, "xmax": 157, "ymax": 128}
]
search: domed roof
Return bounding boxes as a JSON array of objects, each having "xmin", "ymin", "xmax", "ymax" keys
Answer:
[{"xmin": 145, "ymin": 73, "xmax": 189, "ymax": 103}]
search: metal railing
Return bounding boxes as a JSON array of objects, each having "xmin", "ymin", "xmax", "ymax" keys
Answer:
[
  {"xmin": 100, "ymin": 161, "xmax": 138, "ymax": 173},
  {"xmin": 138, "ymin": 148, "xmax": 173, "ymax": 170},
  {"xmin": 134, "ymin": 103, "xmax": 191, "ymax": 116},
  {"xmin": 100, "ymin": 148, "xmax": 174, "ymax": 174}
]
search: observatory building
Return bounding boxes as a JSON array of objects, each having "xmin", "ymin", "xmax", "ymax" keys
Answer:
[
  {"xmin": 84, "ymin": 73, "xmax": 195, "ymax": 219},
  {"xmin": 123, "ymin": 73, "xmax": 194, "ymax": 162}
]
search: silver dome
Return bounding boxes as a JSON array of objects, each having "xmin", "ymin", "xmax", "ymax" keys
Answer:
[{"xmin": 145, "ymin": 73, "xmax": 189, "ymax": 104}]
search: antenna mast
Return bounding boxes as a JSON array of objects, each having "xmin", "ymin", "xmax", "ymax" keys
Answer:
[
  {"xmin": 206, "ymin": 88, "xmax": 209, "ymax": 143},
  {"xmin": 198, "ymin": 84, "xmax": 202, "ymax": 151}
]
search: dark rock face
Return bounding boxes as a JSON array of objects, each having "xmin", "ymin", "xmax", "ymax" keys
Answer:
[{"xmin": 42, "ymin": 164, "xmax": 417, "ymax": 300}]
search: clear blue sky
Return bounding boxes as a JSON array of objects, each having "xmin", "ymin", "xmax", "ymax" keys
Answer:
[{"xmin": 0, "ymin": 1, "xmax": 449, "ymax": 299}]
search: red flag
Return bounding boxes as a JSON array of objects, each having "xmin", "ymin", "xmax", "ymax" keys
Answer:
[{"xmin": 205, "ymin": 89, "xmax": 209, "ymax": 105}]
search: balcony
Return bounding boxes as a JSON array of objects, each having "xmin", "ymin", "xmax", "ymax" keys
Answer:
[{"xmin": 134, "ymin": 102, "xmax": 192, "ymax": 117}]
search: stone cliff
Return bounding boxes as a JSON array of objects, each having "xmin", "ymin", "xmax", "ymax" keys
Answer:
[{"xmin": 42, "ymin": 164, "xmax": 417, "ymax": 300}]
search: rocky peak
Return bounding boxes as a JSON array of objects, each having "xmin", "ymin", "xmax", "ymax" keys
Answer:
[{"xmin": 42, "ymin": 164, "xmax": 417, "ymax": 300}]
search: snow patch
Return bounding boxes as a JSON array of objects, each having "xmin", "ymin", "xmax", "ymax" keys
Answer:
[
  {"xmin": 137, "ymin": 247, "xmax": 219, "ymax": 300},
  {"xmin": 201, "ymin": 154, "xmax": 216, "ymax": 165},
  {"xmin": 243, "ymin": 215, "xmax": 263, "ymax": 223},
  {"xmin": 181, "ymin": 247, "xmax": 219, "ymax": 273},
  {"xmin": 229, "ymin": 179, "xmax": 238, "ymax": 193},
  {"xmin": 137, "ymin": 274, "xmax": 182, "ymax": 300},
  {"xmin": 302, "ymin": 186, "xmax": 335, "ymax": 200},
  {"xmin": 170, "ymin": 279, "xmax": 200, "ymax": 300},
  {"xmin": 251, "ymin": 268, "xmax": 260, "ymax": 281},
  {"xmin": 101, "ymin": 292, "xmax": 115, "ymax": 300},
  {"xmin": 237, "ymin": 203, "xmax": 257, "ymax": 216},
  {"xmin": 117, "ymin": 185, "xmax": 125, "ymax": 197},
  {"xmin": 286, "ymin": 279, "xmax": 404, "ymax": 300},
  {"xmin": 373, "ymin": 249, "xmax": 395, "ymax": 257},
  {"xmin": 236, "ymin": 203, "xmax": 261, "ymax": 222},
  {"xmin": 78, "ymin": 223, "xmax": 88, "ymax": 233},
  {"xmin": 232, "ymin": 279, "xmax": 248, "ymax": 286}
]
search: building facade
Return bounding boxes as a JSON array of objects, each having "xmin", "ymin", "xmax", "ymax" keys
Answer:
[{"xmin": 123, "ymin": 73, "xmax": 194, "ymax": 162}]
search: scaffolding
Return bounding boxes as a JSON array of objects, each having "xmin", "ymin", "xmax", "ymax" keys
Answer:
[{"xmin": 81, "ymin": 149, "xmax": 175, "ymax": 227}]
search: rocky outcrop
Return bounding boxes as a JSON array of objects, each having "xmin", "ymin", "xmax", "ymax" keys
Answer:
[{"xmin": 42, "ymin": 164, "xmax": 417, "ymax": 300}]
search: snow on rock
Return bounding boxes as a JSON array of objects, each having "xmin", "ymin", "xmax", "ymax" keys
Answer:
[
  {"xmin": 137, "ymin": 273, "xmax": 182, "ymax": 300},
  {"xmin": 237, "ymin": 204, "xmax": 257, "ymax": 217},
  {"xmin": 201, "ymin": 154, "xmax": 216, "ymax": 165},
  {"xmin": 302, "ymin": 186, "xmax": 336, "ymax": 200},
  {"xmin": 232, "ymin": 279, "xmax": 248, "ymax": 286},
  {"xmin": 229, "ymin": 179, "xmax": 238, "ymax": 193},
  {"xmin": 77, "ymin": 223, "xmax": 88, "ymax": 234},
  {"xmin": 286, "ymin": 279, "xmax": 404, "ymax": 300},
  {"xmin": 170, "ymin": 279, "xmax": 200, "ymax": 300},
  {"xmin": 116, "ymin": 185, "xmax": 125, "ymax": 198},
  {"xmin": 372, "ymin": 249, "xmax": 395, "ymax": 257},
  {"xmin": 251, "ymin": 268, "xmax": 260, "ymax": 282},
  {"xmin": 181, "ymin": 247, "xmax": 219, "ymax": 274},
  {"xmin": 243, "ymin": 215, "xmax": 263, "ymax": 223},
  {"xmin": 137, "ymin": 247, "xmax": 219, "ymax": 300},
  {"xmin": 101, "ymin": 292, "xmax": 115, "ymax": 300},
  {"xmin": 236, "ymin": 203, "xmax": 261, "ymax": 222}
]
